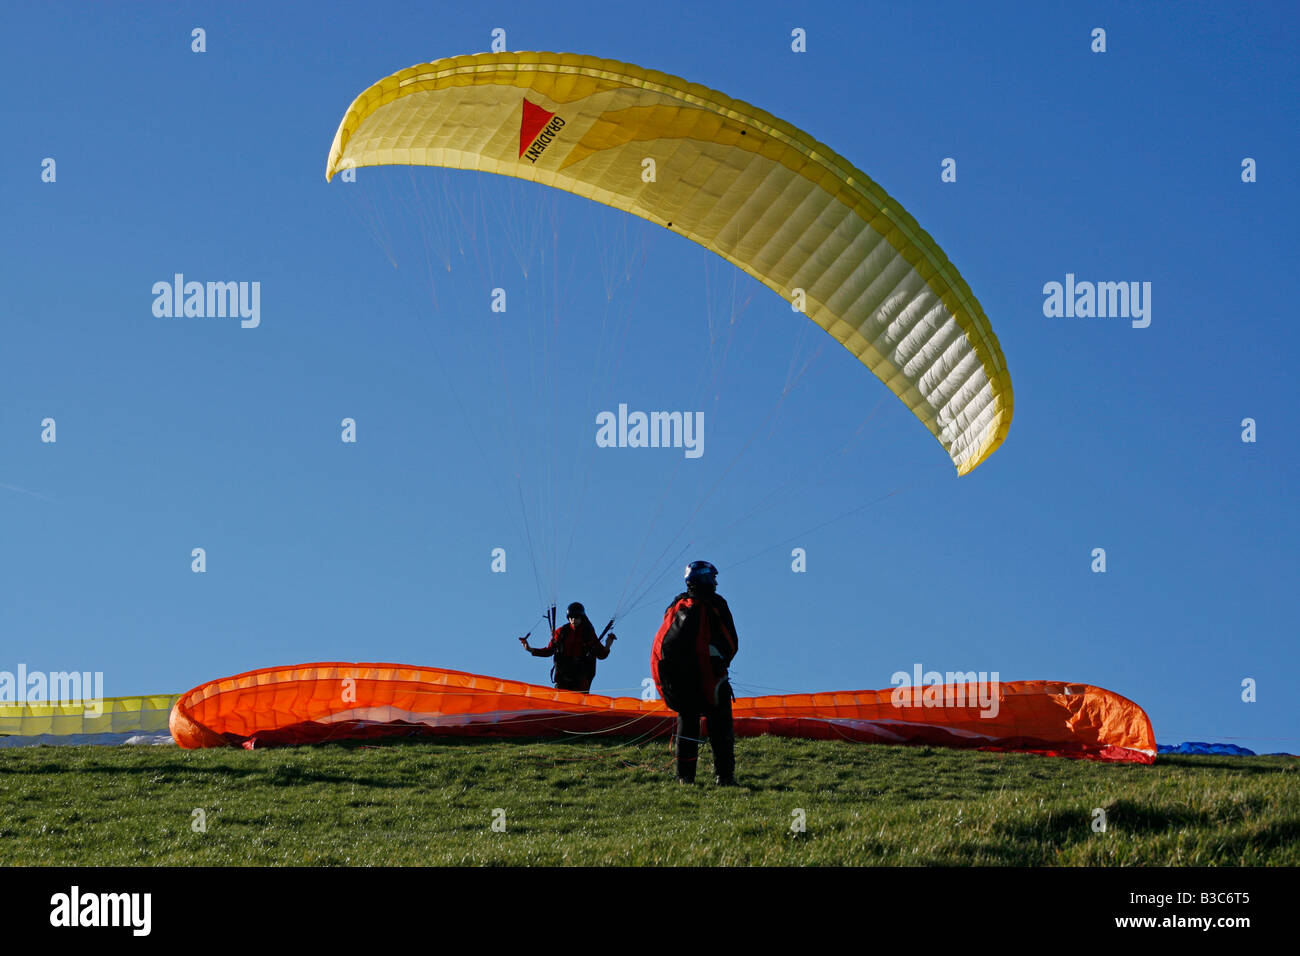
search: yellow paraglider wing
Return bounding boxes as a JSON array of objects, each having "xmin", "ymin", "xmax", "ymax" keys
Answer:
[
  {"xmin": 0, "ymin": 694, "xmax": 179, "ymax": 743},
  {"xmin": 327, "ymin": 52, "xmax": 1012, "ymax": 474}
]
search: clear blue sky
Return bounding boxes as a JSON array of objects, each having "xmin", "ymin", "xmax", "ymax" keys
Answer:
[{"xmin": 3, "ymin": 1, "xmax": 1296, "ymax": 753}]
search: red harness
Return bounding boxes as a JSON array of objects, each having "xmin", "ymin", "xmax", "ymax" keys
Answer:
[{"xmin": 651, "ymin": 595, "xmax": 735, "ymax": 706}]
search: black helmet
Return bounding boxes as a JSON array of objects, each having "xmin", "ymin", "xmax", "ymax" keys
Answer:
[
  {"xmin": 684, "ymin": 561, "xmax": 718, "ymax": 589},
  {"xmin": 566, "ymin": 602, "xmax": 586, "ymax": 619}
]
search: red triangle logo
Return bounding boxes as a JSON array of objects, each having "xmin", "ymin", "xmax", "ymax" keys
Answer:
[{"xmin": 519, "ymin": 98, "xmax": 555, "ymax": 157}]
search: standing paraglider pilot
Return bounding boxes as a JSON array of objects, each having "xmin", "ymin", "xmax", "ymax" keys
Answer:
[
  {"xmin": 650, "ymin": 561, "xmax": 739, "ymax": 785},
  {"xmin": 522, "ymin": 602, "xmax": 615, "ymax": 692}
]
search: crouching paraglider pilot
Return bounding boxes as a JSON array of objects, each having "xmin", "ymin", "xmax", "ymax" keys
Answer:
[
  {"xmin": 521, "ymin": 602, "xmax": 616, "ymax": 692},
  {"xmin": 650, "ymin": 561, "xmax": 739, "ymax": 785}
]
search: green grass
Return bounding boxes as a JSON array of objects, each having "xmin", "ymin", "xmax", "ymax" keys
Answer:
[{"xmin": 1, "ymin": 738, "xmax": 1295, "ymax": 865}]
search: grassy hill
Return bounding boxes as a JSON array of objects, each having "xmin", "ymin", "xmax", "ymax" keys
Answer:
[{"xmin": 1, "ymin": 737, "xmax": 1295, "ymax": 866}]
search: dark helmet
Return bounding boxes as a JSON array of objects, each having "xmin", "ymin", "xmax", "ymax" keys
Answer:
[
  {"xmin": 684, "ymin": 560, "xmax": 718, "ymax": 589},
  {"xmin": 566, "ymin": 602, "xmax": 586, "ymax": 619}
]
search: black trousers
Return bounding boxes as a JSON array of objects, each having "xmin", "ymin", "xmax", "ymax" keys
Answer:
[
  {"xmin": 674, "ymin": 687, "xmax": 734, "ymax": 782},
  {"xmin": 553, "ymin": 661, "xmax": 596, "ymax": 692}
]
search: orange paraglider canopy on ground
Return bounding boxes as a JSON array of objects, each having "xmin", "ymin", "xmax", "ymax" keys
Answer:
[{"xmin": 169, "ymin": 663, "xmax": 1155, "ymax": 763}]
